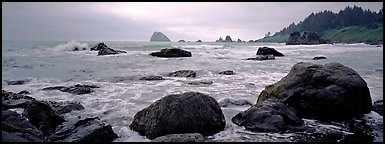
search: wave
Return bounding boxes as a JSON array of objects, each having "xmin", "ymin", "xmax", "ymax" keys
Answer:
[{"xmin": 51, "ymin": 41, "xmax": 89, "ymax": 52}]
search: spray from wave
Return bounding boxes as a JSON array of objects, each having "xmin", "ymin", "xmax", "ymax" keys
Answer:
[{"xmin": 51, "ymin": 41, "xmax": 89, "ymax": 52}]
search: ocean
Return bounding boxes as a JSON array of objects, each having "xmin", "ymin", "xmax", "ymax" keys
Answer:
[{"xmin": 2, "ymin": 41, "xmax": 383, "ymax": 142}]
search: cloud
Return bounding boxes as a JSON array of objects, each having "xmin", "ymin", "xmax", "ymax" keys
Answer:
[{"xmin": 2, "ymin": 2, "xmax": 382, "ymax": 41}]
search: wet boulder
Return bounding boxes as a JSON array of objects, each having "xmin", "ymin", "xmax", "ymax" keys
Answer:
[
  {"xmin": 256, "ymin": 47, "xmax": 284, "ymax": 56},
  {"xmin": 90, "ymin": 42, "xmax": 108, "ymax": 51},
  {"xmin": 313, "ymin": 56, "xmax": 327, "ymax": 60},
  {"xmin": 219, "ymin": 70, "xmax": 235, "ymax": 75},
  {"xmin": 6, "ymin": 79, "xmax": 31, "ymax": 85},
  {"xmin": 151, "ymin": 133, "xmax": 204, "ymax": 142},
  {"xmin": 42, "ymin": 84, "xmax": 100, "ymax": 95},
  {"xmin": 373, "ymin": 100, "xmax": 383, "ymax": 116},
  {"xmin": 218, "ymin": 98, "xmax": 253, "ymax": 107},
  {"xmin": 257, "ymin": 62, "xmax": 373, "ymax": 121},
  {"xmin": 167, "ymin": 70, "xmax": 196, "ymax": 77},
  {"xmin": 150, "ymin": 48, "xmax": 192, "ymax": 58},
  {"xmin": 2, "ymin": 110, "xmax": 44, "ymax": 142},
  {"xmin": 2, "ymin": 90, "xmax": 36, "ymax": 109},
  {"xmin": 129, "ymin": 92, "xmax": 226, "ymax": 140},
  {"xmin": 22, "ymin": 101, "xmax": 66, "ymax": 135},
  {"xmin": 232, "ymin": 99, "xmax": 304, "ymax": 133},
  {"xmin": 48, "ymin": 117, "xmax": 118, "ymax": 142},
  {"xmin": 42, "ymin": 101, "xmax": 85, "ymax": 115},
  {"xmin": 98, "ymin": 47, "xmax": 127, "ymax": 56}
]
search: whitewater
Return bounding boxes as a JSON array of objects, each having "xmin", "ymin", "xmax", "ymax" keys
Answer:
[{"xmin": 2, "ymin": 41, "xmax": 383, "ymax": 142}]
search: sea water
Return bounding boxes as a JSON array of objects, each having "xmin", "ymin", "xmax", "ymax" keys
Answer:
[{"xmin": 1, "ymin": 41, "xmax": 383, "ymax": 142}]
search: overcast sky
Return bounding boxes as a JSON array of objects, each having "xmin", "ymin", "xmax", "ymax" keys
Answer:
[{"xmin": 2, "ymin": 2, "xmax": 382, "ymax": 42}]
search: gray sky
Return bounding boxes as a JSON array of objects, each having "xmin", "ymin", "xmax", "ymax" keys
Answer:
[{"xmin": 2, "ymin": 2, "xmax": 382, "ymax": 42}]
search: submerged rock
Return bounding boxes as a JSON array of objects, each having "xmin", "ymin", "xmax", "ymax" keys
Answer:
[
  {"xmin": 178, "ymin": 40, "xmax": 186, "ymax": 42},
  {"xmin": 42, "ymin": 101, "xmax": 85, "ymax": 115},
  {"xmin": 6, "ymin": 79, "xmax": 31, "ymax": 85},
  {"xmin": 219, "ymin": 70, "xmax": 235, "ymax": 75},
  {"xmin": 286, "ymin": 31, "xmax": 331, "ymax": 45},
  {"xmin": 48, "ymin": 117, "xmax": 118, "ymax": 142},
  {"xmin": 42, "ymin": 84, "xmax": 100, "ymax": 95},
  {"xmin": 129, "ymin": 92, "xmax": 226, "ymax": 140},
  {"xmin": 218, "ymin": 98, "xmax": 253, "ymax": 107},
  {"xmin": 139, "ymin": 75, "xmax": 165, "ymax": 81},
  {"xmin": 150, "ymin": 48, "xmax": 192, "ymax": 58},
  {"xmin": 187, "ymin": 80, "xmax": 213, "ymax": 85},
  {"xmin": 313, "ymin": 56, "xmax": 327, "ymax": 60},
  {"xmin": 90, "ymin": 43, "xmax": 107, "ymax": 51},
  {"xmin": 150, "ymin": 32, "xmax": 171, "ymax": 42},
  {"xmin": 232, "ymin": 99, "xmax": 304, "ymax": 133},
  {"xmin": 168, "ymin": 70, "xmax": 196, "ymax": 77},
  {"xmin": 151, "ymin": 133, "xmax": 204, "ymax": 142},
  {"xmin": 257, "ymin": 62, "xmax": 373, "ymax": 121},
  {"xmin": 256, "ymin": 47, "xmax": 284, "ymax": 56},
  {"xmin": 373, "ymin": 100, "xmax": 383, "ymax": 116},
  {"xmin": 246, "ymin": 55, "xmax": 275, "ymax": 61},
  {"xmin": 98, "ymin": 47, "xmax": 127, "ymax": 56},
  {"xmin": 196, "ymin": 40, "xmax": 202, "ymax": 42}
]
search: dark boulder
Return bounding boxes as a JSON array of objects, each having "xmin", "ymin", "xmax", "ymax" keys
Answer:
[
  {"xmin": 256, "ymin": 47, "xmax": 284, "ymax": 56},
  {"xmin": 98, "ymin": 47, "xmax": 127, "ymax": 56},
  {"xmin": 373, "ymin": 100, "xmax": 383, "ymax": 116},
  {"xmin": 2, "ymin": 110, "xmax": 44, "ymax": 142},
  {"xmin": 224, "ymin": 36, "xmax": 233, "ymax": 42},
  {"xmin": 218, "ymin": 98, "xmax": 253, "ymax": 107},
  {"xmin": 313, "ymin": 56, "xmax": 327, "ymax": 60},
  {"xmin": 151, "ymin": 133, "xmax": 204, "ymax": 142},
  {"xmin": 246, "ymin": 55, "xmax": 275, "ymax": 61},
  {"xmin": 168, "ymin": 70, "xmax": 196, "ymax": 77},
  {"xmin": 18, "ymin": 90, "xmax": 31, "ymax": 95},
  {"xmin": 219, "ymin": 70, "xmax": 234, "ymax": 75},
  {"xmin": 237, "ymin": 39, "xmax": 243, "ymax": 42},
  {"xmin": 150, "ymin": 48, "xmax": 192, "ymax": 58},
  {"xmin": 178, "ymin": 40, "xmax": 186, "ymax": 42},
  {"xmin": 232, "ymin": 99, "xmax": 304, "ymax": 133},
  {"xmin": 139, "ymin": 75, "xmax": 165, "ymax": 81},
  {"xmin": 90, "ymin": 42, "xmax": 108, "ymax": 51},
  {"xmin": 129, "ymin": 92, "xmax": 226, "ymax": 140},
  {"xmin": 22, "ymin": 101, "xmax": 66, "ymax": 135},
  {"xmin": 42, "ymin": 84, "xmax": 100, "ymax": 95},
  {"xmin": 257, "ymin": 62, "xmax": 373, "ymax": 121},
  {"xmin": 6, "ymin": 79, "xmax": 31, "ymax": 85},
  {"xmin": 2, "ymin": 90, "xmax": 36, "ymax": 109},
  {"xmin": 48, "ymin": 117, "xmax": 118, "ymax": 142},
  {"xmin": 196, "ymin": 40, "xmax": 202, "ymax": 42},
  {"xmin": 187, "ymin": 80, "xmax": 213, "ymax": 85}
]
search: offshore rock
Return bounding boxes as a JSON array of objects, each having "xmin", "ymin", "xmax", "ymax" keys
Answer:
[
  {"xmin": 257, "ymin": 62, "xmax": 373, "ymax": 121},
  {"xmin": 313, "ymin": 56, "xmax": 327, "ymax": 60},
  {"xmin": 42, "ymin": 84, "xmax": 100, "ymax": 95},
  {"xmin": 246, "ymin": 55, "xmax": 275, "ymax": 61},
  {"xmin": 168, "ymin": 70, "xmax": 196, "ymax": 77},
  {"xmin": 150, "ymin": 32, "xmax": 171, "ymax": 42},
  {"xmin": 215, "ymin": 37, "xmax": 224, "ymax": 42},
  {"xmin": 150, "ymin": 48, "xmax": 192, "ymax": 58},
  {"xmin": 286, "ymin": 31, "xmax": 332, "ymax": 45},
  {"xmin": 139, "ymin": 75, "xmax": 165, "ymax": 81},
  {"xmin": 256, "ymin": 47, "xmax": 284, "ymax": 56},
  {"xmin": 129, "ymin": 92, "xmax": 226, "ymax": 140},
  {"xmin": 224, "ymin": 36, "xmax": 233, "ymax": 42},
  {"xmin": 219, "ymin": 70, "xmax": 235, "ymax": 75}
]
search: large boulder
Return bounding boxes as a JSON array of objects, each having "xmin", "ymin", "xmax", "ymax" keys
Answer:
[
  {"xmin": 167, "ymin": 70, "xmax": 196, "ymax": 77},
  {"xmin": 257, "ymin": 62, "xmax": 373, "ymax": 121},
  {"xmin": 218, "ymin": 98, "xmax": 253, "ymax": 107},
  {"xmin": 286, "ymin": 31, "xmax": 331, "ymax": 45},
  {"xmin": 256, "ymin": 47, "xmax": 284, "ymax": 56},
  {"xmin": 129, "ymin": 92, "xmax": 226, "ymax": 140},
  {"xmin": 22, "ymin": 101, "xmax": 66, "ymax": 135},
  {"xmin": 232, "ymin": 99, "xmax": 304, "ymax": 132},
  {"xmin": 2, "ymin": 110, "xmax": 44, "ymax": 142},
  {"xmin": 150, "ymin": 32, "xmax": 171, "ymax": 42},
  {"xmin": 2, "ymin": 90, "xmax": 36, "ymax": 109},
  {"xmin": 149, "ymin": 48, "xmax": 192, "ymax": 58}
]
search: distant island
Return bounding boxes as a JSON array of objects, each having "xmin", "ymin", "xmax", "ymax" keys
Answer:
[
  {"xmin": 150, "ymin": 32, "xmax": 171, "ymax": 42},
  {"xmin": 256, "ymin": 6, "xmax": 383, "ymax": 45}
]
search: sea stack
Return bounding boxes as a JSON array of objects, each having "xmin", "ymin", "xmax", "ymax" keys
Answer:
[
  {"xmin": 150, "ymin": 32, "xmax": 171, "ymax": 42},
  {"xmin": 224, "ymin": 36, "xmax": 233, "ymax": 42}
]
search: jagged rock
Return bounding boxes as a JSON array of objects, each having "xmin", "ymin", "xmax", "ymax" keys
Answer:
[
  {"xmin": 48, "ymin": 117, "xmax": 118, "ymax": 142},
  {"xmin": 151, "ymin": 133, "xmax": 204, "ymax": 142},
  {"xmin": 42, "ymin": 84, "xmax": 100, "ymax": 95},
  {"xmin": 6, "ymin": 79, "xmax": 31, "ymax": 85},
  {"xmin": 373, "ymin": 100, "xmax": 383, "ymax": 116},
  {"xmin": 22, "ymin": 101, "xmax": 66, "ymax": 135},
  {"xmin": 248, "ymin": 40, "xmax": 254, "ymax": 43},
  {"xmin": 18, "ymin": 90, "xmax": 31, "ymax": 95},
  {"xmin": 98, "ymin": 47, "xmax": 127, "ymax": 56},
  {"xmin": 129, "ymin": 92, "xmax": 226, "ymax": 140},
  {"xmin": 218, "ymin": 98, "xmax": 252, "ymax": 107},
  {"xmin": 167, "ymin": 70, "xmax": 196, "ymax": 77},
  {"xmin": 178, "ymin": 40, "xmax": 186, "ymax": 42},
  {"xmin": 149, "ymin": 48, "xmax": 192, "ymax": 58},
  {"xmin": 219, "ymin": 70, "xmax": 234, "ymax": 75},
  {"xmin": 90, "ymin": 43, "xmax": 107, "ymax": 51},
  {"xmin": 286, "ymin": 31, "xmax": 332, "ymax": 45},
  {"xmin": 256, "ymin": 47, "xmax": 284, "ymax": 56},
  {"xmin": 232, "ymin": 99, "xmax": 304, "ymax": 133},
  {"xmin": 196, "ymin": 40, "xmax": 202, "ymax": 42},
  {"xmin": 313, "ymin": 56, "xmax": 327, "ymax": 60},
  {"xmin": 237, "ymin": 39, "xmax": 242, "ymax": 42},
  {"xmin": 215, "ymin": 37, "xmax": 224, "ymax": 42},
  {"xmin": 246, "ymin": 55, "xmax": 275, "ymax": 61},
  {"xmin": 139, "ymin": 75, "xmax": 165, "ymax": 81},
  {"xmin": 150, "ymin": 32, "xmax": 171, "ymax": 42},
  {"xmin": 224, "ymin": 36, "xmax": 233, "ymax": 42},
  {"xmin": 257, "ymin": 62, "xmax": 373, "ymax": 121},
  {"xmin": 2, "ymin": 110, "xmax": 44, "ymax": 142},
  {"xmin": 2, "ymin": 90, "xmax": 36, "ymax": 109}
]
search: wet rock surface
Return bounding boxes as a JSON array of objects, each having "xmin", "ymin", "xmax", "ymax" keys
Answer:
[
  {"xmin": 151, "ymin": 133, "xmax": 204, "ymax": 142},
  {"xmin": 219, "ymin": 70, "xmax": 235, "ymax": 75},
  {"xmin": 373, "ymin": 100, "xmax": 383, "ymax": 116},
  {"xmin": 129, "ymin": 92, "xmax": 226, "ymax": 140},
  {"xmin": 247, "ymin": 55, "xmax": 275, "ymax": 61},
  {"xmin": 218, "ymin": 98, "xmax": 253, "ymax": 107},
  {"xmin": 42, "ymin": 84, "xmax": 100, "ymax": 95},
  {"xmin": 167, "ymin": 70, "xmax": 197, "ymax": 77},
  {"xmin": 150, "ymin": 48, "xmax": 192, "ymax": 58},
  {"xmin": 139, "ymin": 75, "xmax": 165, "ymax": 81},
  {"xmin": 256, "ymin": 47, "xmax": 284, "ymax": 56}
]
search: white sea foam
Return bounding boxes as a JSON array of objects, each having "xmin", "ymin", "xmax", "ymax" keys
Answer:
[{"xmin": 51, "ymin": 41, "xmax": 89, "ymax": 52}]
